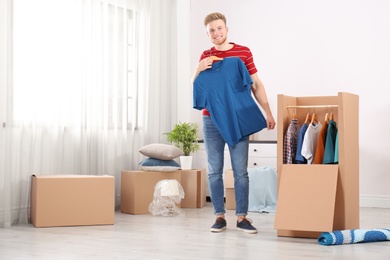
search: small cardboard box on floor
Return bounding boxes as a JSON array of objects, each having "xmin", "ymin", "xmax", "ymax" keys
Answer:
[
  {"xmin": 30, "ymin": 175, "xmax": 115, "ymax": 228},
  {"xmin": 224, "ymin": 169, "xmax": 236, "ymax": 210},
  {"xmin": 121, "ymin": 169, "xmax": 206, "ymax": 215},
  {"xmin": 121, "ymin": 170, "xmax": 181, "ymax": 215}
]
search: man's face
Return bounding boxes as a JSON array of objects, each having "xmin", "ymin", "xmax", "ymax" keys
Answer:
[{"xmin": 206, "ymin": 19, "xmax": 228, "ymax": 46}]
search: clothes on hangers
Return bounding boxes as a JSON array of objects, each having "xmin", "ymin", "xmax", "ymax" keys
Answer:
[
  {"xmin": 301, "ymin": 121, "xmax": 322, "ymax": 164},
  {"xmin": 295, "ymin": 122, "xmax": 309, "ymax": 164},
  {"xmin": 283, "ymin": 118, "xmax": 300, "ymax": 164},
  {"xmin": 334, "ymin": 133, "xmax": 339, "ymax": 163},
  {"xmin": 313, "ymin": 120, "xmax": 329, "ymax": 164},
  {"xmin": 282, "ymin": 106, "xmax": 339, "ymax": 165},
  {"xmin": 193, "ymin": 57, "xmax": 267, "ymax": 146},
  {"xmin": 323, "ymin": 119, "xmax": 338, "ymax": 164}
]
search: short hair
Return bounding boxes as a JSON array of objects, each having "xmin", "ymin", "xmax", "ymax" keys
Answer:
[{"xmin": 203, "ymin": 12, "xmax": 227, "ymax": 27}]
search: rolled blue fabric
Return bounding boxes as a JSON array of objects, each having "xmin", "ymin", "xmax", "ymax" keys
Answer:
[{"xmin": 318, "ymin": 228, "xmax": 390, "ymax": 246}]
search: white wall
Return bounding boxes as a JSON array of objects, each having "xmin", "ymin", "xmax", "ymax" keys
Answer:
[{"xmin": 190, "ymin": 0, "xmax": 390, "ymax": 207}]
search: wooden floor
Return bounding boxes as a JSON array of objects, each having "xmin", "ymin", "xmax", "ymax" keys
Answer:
[{"xmin": 1, "ymin": 203, "xmax": 389, "ymax": 259}]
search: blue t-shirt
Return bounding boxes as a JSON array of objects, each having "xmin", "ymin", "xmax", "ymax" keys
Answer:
[{"xmin": 193, "ymin": 57, "xmax": 267, "ymax": 146}]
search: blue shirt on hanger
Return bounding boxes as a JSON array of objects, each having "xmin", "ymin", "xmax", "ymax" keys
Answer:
[{"xmin": 193, "ymin": 57, "xmax": 267, "ymax": 146}]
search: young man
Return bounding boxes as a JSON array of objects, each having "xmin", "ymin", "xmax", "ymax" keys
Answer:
[{"xmin": 192, "ymin": 12, "xmax": 276, "ymax": 234}]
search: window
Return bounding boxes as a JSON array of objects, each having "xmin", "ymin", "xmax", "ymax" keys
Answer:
[
  {"xmin": 12, "ymin": 0, "xmax": 83, "ymax": 125},
  {"xmin": 11, "ymin": 0, "xmax": 137, "ymax": 129}
]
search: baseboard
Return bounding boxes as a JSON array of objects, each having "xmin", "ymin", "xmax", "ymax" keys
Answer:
[
  {"xmin": 360, "ymin": 195, "xmax": 390, "ymax": 208},
  {"xmin": 207, "ymin": 196, "xmax": 390, "ymax": 208}
]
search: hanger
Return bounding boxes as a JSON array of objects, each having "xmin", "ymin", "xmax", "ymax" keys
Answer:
[
  {"xmin": 292, "ymin": 113, "xmax": 297, "ymax": 120},
  {"xmin": 324, "ymin": 112, "xmax": 329, "ymax": 122},
  {"xmin": 210, "ymin": 56, "xmax": 223, "ymax": 61},
  {"xmin": 329, "ymin": 112, "xmax": 334, "ymax": 121},
  {"xmin": 311, "ymin": 112, "xmax": 318, "ymax": 125},
  {"xmin": 304, "ymin": 113, "xmax": 310, "ymax": 125},
  {"xmin": 291, "ymin": 108, "xmax": 297, "ymax": 120}
]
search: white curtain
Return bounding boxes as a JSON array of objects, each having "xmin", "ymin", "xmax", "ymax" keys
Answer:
[{"xmin": 0, "ymin": 0, "xmax": 181, "ymax": 227}]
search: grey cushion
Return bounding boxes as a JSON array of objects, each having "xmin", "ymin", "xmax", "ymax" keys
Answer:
[{"xmin": 139, "ymin": 143, "xmax": 183, "ymax": 160}]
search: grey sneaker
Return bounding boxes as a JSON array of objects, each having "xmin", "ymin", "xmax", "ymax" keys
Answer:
[
  {"xmin": 210, "ymin": 217, "xmax": 227, "ymax": 232},
  {"xmin": 236, "ymin": 218, "xmax": 258, "ymax": 234}
]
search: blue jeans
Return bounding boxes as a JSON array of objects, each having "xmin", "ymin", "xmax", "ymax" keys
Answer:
[{"xmin": 203, "ymin": 116, "xmax": 249, "ymax": 216}]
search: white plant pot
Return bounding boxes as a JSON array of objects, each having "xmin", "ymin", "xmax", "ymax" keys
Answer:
[{"xmin": 180, "ymin": 156, "xmax": 193, "ymax": 170}]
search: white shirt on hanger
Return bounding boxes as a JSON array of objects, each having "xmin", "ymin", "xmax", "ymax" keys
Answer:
[{"xmin": 301, "ymin": 122, "xmax": 322, "ymax": 164}]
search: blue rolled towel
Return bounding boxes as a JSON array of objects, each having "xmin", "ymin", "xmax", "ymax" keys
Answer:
[{"xmin": 318, "ymin": 228, "xmax": 390, "ymax": 246}]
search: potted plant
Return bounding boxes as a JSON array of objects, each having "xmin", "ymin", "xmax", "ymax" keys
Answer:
[{"xmin": 165, "ymin": 122, "xmax": 200, "ymax": 170}]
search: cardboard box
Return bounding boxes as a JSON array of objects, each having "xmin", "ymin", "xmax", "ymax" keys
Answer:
[
  {"xmin": 180, "ymin": 169, "xmax": 207, "ymax": 208},
  {"xmin": 30, "ymin": 175, "xmax": 115, "ymax": 228},
  {"xmin": 275, "ymin": 93, "xmax": 359, "ymax": 238},
  {"xmin": 121, "ymin": 171, "xmax": 181, "ymax": 214},
  {"xmin": 224, "ymin": 169, "xmax": 236, "ymax": 210},
  {"xmin": 224, "ymin": 169, "xmax": 234, "ymax": 189},
  {"xmin": 225, "ymin": 189, "xmax": 236, "ymax": 210}
]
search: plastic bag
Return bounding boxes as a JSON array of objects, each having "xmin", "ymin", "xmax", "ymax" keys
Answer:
[{"xmin": 148, "ymin": 179, "xmax": 185, "ymax": 217}]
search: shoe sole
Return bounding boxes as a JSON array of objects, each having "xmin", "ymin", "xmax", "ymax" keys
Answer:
[
  {"xmin": 210, "ymin": 226, "xmax": 226, "ymax": 232},
  {"xmin": 236, "ymin": 227, "xmax": 258, "ymax": 234}
]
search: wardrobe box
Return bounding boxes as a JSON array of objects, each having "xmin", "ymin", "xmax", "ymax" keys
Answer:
[
  {"xmin": 120, "ymin": 170, "xmax": 182, "ymax": 214},
  {"xmin": 180, "ymin": 169, "xmax": 207, "ymax": 208},
  {"xmin": 274, "ymin": 93, "xmax": 359, "ymax": 238},
  {"xmin": 224, "ymin": 169, "xmax": 236, "ymax": 210},
  {"xmin": 30, "ymin": 175, "xmax": 115, "ymax": 228}
]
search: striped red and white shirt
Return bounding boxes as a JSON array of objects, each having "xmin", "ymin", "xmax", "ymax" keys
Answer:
[{"xmin": 199, "ymin": 42, "xmax": 258, "ymax": 116}]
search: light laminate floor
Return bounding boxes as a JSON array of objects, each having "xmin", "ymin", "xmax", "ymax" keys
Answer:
[{"xmin": 1, "ymin": 204, "xmax": 389, "ymax": 260}]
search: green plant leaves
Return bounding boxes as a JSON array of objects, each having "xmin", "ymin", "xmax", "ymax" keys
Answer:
[{"xmin": 164, "ymin": 122, "xmax": 200, "ymax": 156}]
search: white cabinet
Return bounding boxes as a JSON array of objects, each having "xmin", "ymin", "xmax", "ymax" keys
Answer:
[
  {"xmin": 192, "ymin": 141, "xmax": 277, "ymax": 196},
  {"xmin": 248, "ymin": 142, "xmax": 277, "ymax": 169}
]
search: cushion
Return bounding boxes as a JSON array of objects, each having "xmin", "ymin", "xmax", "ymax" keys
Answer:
[
  {"xmin": 139, "ymin": 143, "xmax": 184, "ymax": 160},
  {"xmin": 139, "ymin": 158, "xmax": 181, "ymax": 172}
]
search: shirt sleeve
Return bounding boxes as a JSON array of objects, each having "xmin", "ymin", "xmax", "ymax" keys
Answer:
[
  {"xmin": 238, "ymin": 58, "xmax": 253, "ymax": 91},
  {"xmin": 193, "ymin": 81, "xmax": 206, "ymax": 110}
]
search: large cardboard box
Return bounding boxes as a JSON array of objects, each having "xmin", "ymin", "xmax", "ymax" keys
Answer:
[
  {"xmin": 180, "ymin": 169, "xmax": 207, "ymax": 208},
  {"xmin": 274, "ymin": 93, "xmax": 359, "ymax": 238},
  {"xmin": 30, "ymin": 175, "xmax": 115, "ymax": 228},
  {"xmin": 121, "ymin": 171, "xmax": 181, "ymax": 214},
  {"xmin": 224, "ymin": 169, "xmax": 235, "ymax": 210}
]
